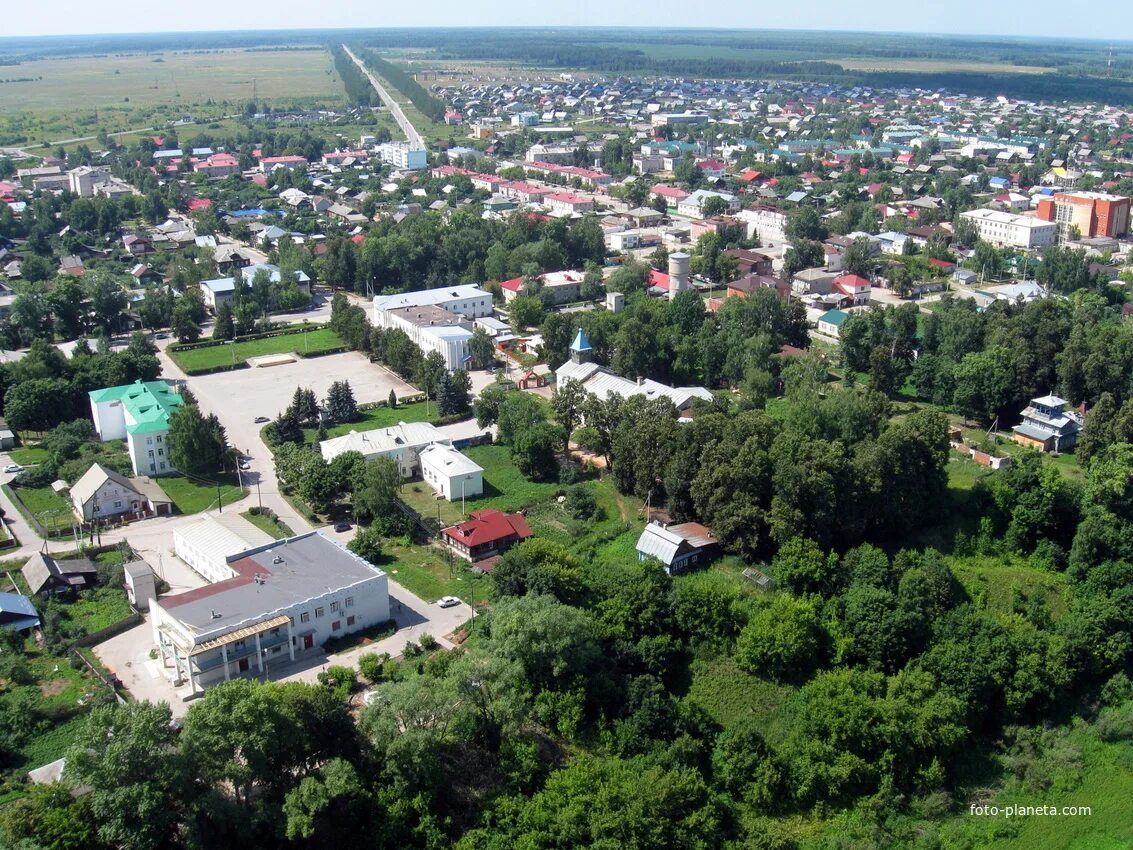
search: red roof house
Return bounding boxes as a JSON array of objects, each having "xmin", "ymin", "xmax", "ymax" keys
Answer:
[
  {"xmin": 441, "ymin": 509, "xmax": 532, "ymax": 564},
  {"xmin": 834, "ymin": 273, "xmax": 872, "ymax": 305}
]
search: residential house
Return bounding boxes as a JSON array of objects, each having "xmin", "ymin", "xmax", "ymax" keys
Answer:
[
  {"xmin": 199, "ymin": 263, "xmax": 311, "ymax": 311},
  {"xmin": 441, "ymin": 509, "xmax": 533, "ymax": 564},
  {"xmin": 500, "ymin": 269, "xmax": 585, "ymax": 305},
  {"xmin": 677, "ymin": 189, "xmax": 738, "ymax": 218},
  {"xmin": 816, "ymin": 308, "xmax": 850, "ymax": 337},
  {"xmin": 122, "ymin": 234, "xmax": 153, "ymax": 255},
  {"xmin": 834, "ymin": 273, "xmax": 872, "ymax": 306},
  {"xmin": 544, "ymin": 193, "xmax": 594, "ymax": 216},
  {"xmin": 1011, "ymin": 394, "xmax": 1083, "ymax": 453},
  {"xmin": 635, "ymin": 520, "xmax": 720, "ymax": 574},
  {"xmin": 193, "ymin": 153, "xmax": 240, "ymax": 178},
  {"xmin": 69, "ymin": 462, "xmax": 173, "ymax": 522},
  {"xmin": 22, "ymin": 553, "xmax": 98, "ymax": 597},
  {"xmin": 419, "ymin": 443, "xmax": 484, "ymax": 502}
]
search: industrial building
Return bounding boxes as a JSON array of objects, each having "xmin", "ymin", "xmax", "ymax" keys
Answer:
[{"xmin": 151, "ymin": 531, "xmax": 389, "ymax": 695}]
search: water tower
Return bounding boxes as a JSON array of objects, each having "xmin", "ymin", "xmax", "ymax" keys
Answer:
[{"xmin": 668, "ymin": 251, "xmax": 690, "ymax": 301}]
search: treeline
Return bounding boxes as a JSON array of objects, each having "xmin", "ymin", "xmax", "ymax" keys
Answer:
[
  {"xmin": 329, "ymin": 44, "xmax": 378, "ymax": 107},
  {"xmin": 356, "ymin": 46, "xmax": 447, "ymax": 123}
]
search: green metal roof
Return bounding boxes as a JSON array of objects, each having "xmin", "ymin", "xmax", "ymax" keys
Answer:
[
  {"xmin": 819, "ymin": 309, "xmax": 850, "ymax": 326},
  {"xmin": 90, "ymin": 380, "xmax": 183, "ymax": 434}
]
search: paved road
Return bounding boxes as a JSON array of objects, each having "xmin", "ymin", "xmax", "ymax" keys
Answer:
[{"xmin": 342, "ymin": 45, "xmax": 425, "ymax": 150}]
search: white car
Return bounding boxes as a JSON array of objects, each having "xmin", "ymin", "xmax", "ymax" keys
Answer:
[
  {"xmin": 3, "ymin": 464, "xmax": 22, "ymax": 474},
  {"xmin": 437, "ymin": 596, "xmax": 461, "ymax": 608}
]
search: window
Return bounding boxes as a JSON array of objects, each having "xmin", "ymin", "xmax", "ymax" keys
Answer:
[
  {"xmin": 300, "ymin": 612, "xmax": 310, "ymax": 623},
  {"xmin": 330, "ymin": 601, "xmax": 339, "ymax": 612},
  {"xmin": 114, "ymin": 501, "xmax": 122, "ymax": 509},
  {"xmin": 147, "ymin": 437, "xmax": 153, "ymax": 445},
  {"xmin": 345, "ymin": 597, "xmax": 354, "ymax": 608},
  {"xmin": 332, "ymin": 621, "xmax": 341, "ymax": 631},
  {"xmin": 156, "ymin": 435, "xmax": 163, "ymax": 443},
  {"xmin": 314, "ymin": 607, "xmax": 324, "ymax": 619},
  {"xmin": 157, "ymin": 449, "xmax": 164, "ymax": 457},
  {"xmin": 159, "ymin": 463, "xmax": 166, "ymax": 471},
  {"xmin": 347, "ymin": 616, "xmax": 355, "ymax": 626}
]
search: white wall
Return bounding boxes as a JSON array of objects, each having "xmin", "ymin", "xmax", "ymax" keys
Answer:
[
  {"xmin": 127, "ymin": 430, "xmax": 173, "ymax": 477},
  {"xmin": 91, "ymin": 399, "xmax": 127, "ymax": 441}
]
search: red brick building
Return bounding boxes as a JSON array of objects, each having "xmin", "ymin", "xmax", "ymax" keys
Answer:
[{"xmin": 1035, "ymin": 191, "xmax": 1130, "ymax": 239}]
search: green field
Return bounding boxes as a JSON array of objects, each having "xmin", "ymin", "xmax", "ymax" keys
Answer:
[
  {"xmin": 169, "ymin": 328, "xmax": 345, "ymax": 374},
  {"xmin": 157, "ymin": 474, "xmax": 247, "ymax": 514},
  {"xmin": 0, "ymin": 48, "xmax": 342, "ymax": 114},
  {"xmin": 302, "ymin": 400, "xmax": 433, "ymax": 443},
  {"xmin": 8, "ymin": 445, "xmax": 50, "ymax": 465},
  {"xmin": 5, "ymin": 484, "xmax": 74, "ymax": 537},
  {"xmin": 380, "ymin": 539, "xmax": 487, "ymax": 602},
  {"xmin": 239, "ymin": 508, "xmax": 295, "ymax": 540}
]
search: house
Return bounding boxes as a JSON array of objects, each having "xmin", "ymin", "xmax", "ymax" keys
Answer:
[
  {"xmin": 21, "ymin": 553, "xmax": 98, "ymax": 597},
  {"xmin": 816, "ymin": 308, "xmax": 850, "ymax": 337},
  {"xmin": 834, "ymin": 273, "xmax": 872, "ymax": 306},
  {"xmin": 0, "ymin": 592, "xmax": 40, "ymax": 631},
  {"xmin": 441, "ymin": 509, "xmax": 532, "ymax": 564},
  {"xmin": 500, "ymin": 270, "xmax": 585, "ymax": 305},
  {"xmin": 635, "ymin": 520, "xmax": 720, "ymax": 574},
  {"xmin": 199, "ymin": 264, "xmax": 311, "ymax": 311},
  {"xmin": 544, "ymin": 193, "xmax": 594, "ymax": 216},
  {"xmin": 726, "ymin": 273, "xmax": 789, "ymax": 301},
  {"xmin": 193, "ymin": 153, "xmax": 240, "ymax": 178},
  {"xmin": 319, "ymin": 422, "xmax": 452, "ymax": 474},
  {"xmin": 69, "ymin": 463, "xmax": 173, "ymax": 522},
  {"xmin": 122, "ymin": 234, "xmax": 153, "ymax": 255},
  {"xmin": 1011, "ymin": 394, "xmax": 1083, "ymax": 453},
  {"xmin": 677, "ymin": 189, "xmax": 738, "ymax": 218},
  {"xmin": 89, "ymin": 380, "xmax": 184, "ymax": 476},
  {"xmin": 792, "ymin": 268, "xmax": 839, "ymax": 296},
  {"xmin": 419, "ymin": 443, "xmax": 484, "ymax": 502},
  {"xmin": 151, "ymin": 531, "xmax": 389, "ymax": 694}
]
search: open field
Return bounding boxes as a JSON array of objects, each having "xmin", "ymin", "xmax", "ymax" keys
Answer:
[
  {"xmin": 0, "ymin": 48, "xmax": 341, "ymax": 113},
  {"xmin": 169, "ymin": 328, "xmax": 346, "ymax": 373},
  {"xmin": 833, "ymin": 57, "xmax": 1055, "ymax": 75},
  {"xmin": 302, "ymin": 400, "xmax": 433, "ymax": 443},
  {"xmin": 157, "ymin": 474, "xmax": 247, "ymax": 514}
]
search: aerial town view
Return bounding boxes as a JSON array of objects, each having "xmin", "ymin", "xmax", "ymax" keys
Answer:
[{"xmin": 0, "ymin": 5, "xmax": 1131, "ymax": 849}]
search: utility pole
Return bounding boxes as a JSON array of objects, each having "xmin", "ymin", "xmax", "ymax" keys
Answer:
[
  {"xmin": 257, "ymin": 481, "xmax": 262, "ymax": 511},
  {"xmin": 217, "ymin": 482, "xmax": 223, "ymax": 513}
]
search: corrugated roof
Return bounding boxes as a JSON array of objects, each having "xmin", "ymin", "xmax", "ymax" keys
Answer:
[
  {"xmin": 173, "ymin": 513, "xmax": 275, "ymax": 578},
  {"xmin": 319, "ymin": 422, "xmax": 450, "ymax": 463}
]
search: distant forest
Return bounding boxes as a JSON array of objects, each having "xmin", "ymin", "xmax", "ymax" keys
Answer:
[{"xmin": 2, "ymin": 27, "xmax": 1133, "ymax": 104}]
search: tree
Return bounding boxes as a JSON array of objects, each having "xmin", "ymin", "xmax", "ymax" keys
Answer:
[
  {"xmin": 84, "ymin": 271, "xmax": 128, "ymax": 333},
  {"xmin": 773, "ymin": 536, "xmax": 840, "ymax": 597},
  {"xmin": 171, "ymin": 293, "xmax": 203, "ymax": 343},
  {"xmin": 508, "ymin": 295, "xmax": 546, "ymax": 332},
  {"xmin": 580, "ymin": 263, "xmax": 605, "ymax": 301},
  {"xmin": 469, "ymin": 326, "xmax": 496, "ymax": 368},
  {"xmin": 351, "ymin": 456, "xmax": 401, "ymax": 526},
  {"xmin": 283, "ymin": 758, "xmax": 374, "ymax": 842},
  {"xmin": 551, "ymin": 377, "xmax": 588, "ymax": 452},
  {"xmin": 843, "ymin": 237, "xmax": 874, "ymax": 278},
  {"xmin": 65, "ymin": 702, "xmax": 184, "ymax": 850},
  {"xmin": 347, "ymin": 524, "xmax": 384, "ymax": 563},
  {"xmin": 496, "ymin": 391, "xmax": 546, "ymax": 446},
  {"xmin": 211, "ymin": 301, "xmax": 235, "ymax": 340},
  {"xmin": 513, "ymin": 421, "xmax": 562, "ymax": 481},
  {"xmin": 736, "ymin": 594, "xmax": 825, "ymax": 682},
  {"xmin": 4, "ymin": 378, "xmax": 74, "ymax": 433},
  {"xmin": 700, "ymin": 194, "xmax": 728, "ymax": 218},
  {"xmin": 415, "ymin": 350, "xmax": 447, "ymax": 413},
  {"xmin": 167, "ymin": 403, "xmax": 225, "ymax": 475},
  {"xmin": 786, "ymin": 205, "xmax": 829, "ymax": 242},
  {"xmin": 325, "ymin": 380, "xmax": 358, "ymax": 424},
  {"xmin": 438, "ymin": 369, "xmax": 472, "ymax": 417}
]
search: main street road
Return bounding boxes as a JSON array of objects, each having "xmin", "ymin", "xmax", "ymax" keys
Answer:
[{"xmin": 342, "ymin": 45, "xmax": 426, "ymax": 151}]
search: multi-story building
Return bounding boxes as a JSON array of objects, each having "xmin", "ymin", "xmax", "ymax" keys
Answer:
[
  {"xmin": 500, "ymin": 269, "xmax": 585, "ymax": 304},
  {"xmin": 958, "ymin": 209, "xmax": 1057, "ymax": 250},
  {"xmin": 151, "ymin": 531, "xmax": 389, "ymax": 694},
  {"xmin": 1035, "ymin": 191, "xmax": 1130, "ymax": 240},
  {"xmin": 379, "ymin": 304, "xmax": 473, "ymax": 370},
  {"xmin": 372, "ymin": 285, "xmax": 493, "ymax": 323},
  {"xmin": 377, "ymin": 141, "xmax": 427, "ymax": 170},
  {"xmin": 737, "ymin": 206, "xmax": 789, "ymax": 245},
  {"xmin": 1012, "ymin": 394, "xmax": 1083, "ymax": 453},
  {"xmin": 89, "ymin": 380, "xmax": 184, "ymax": 476},
  {"xmin": 318, "ymin": 421, "xmax": 452, "ymax": 473},
  {"xmin": 544, "ymin": 192, "xmax": 594, "ymax": 216},
  {"xmin": 67, "ymin": 165, "xmax": 111, "ymax": 197}
]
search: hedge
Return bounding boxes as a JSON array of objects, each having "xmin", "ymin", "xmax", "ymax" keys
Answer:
[
  {"xmin": 169, "ymin": 324, "xmax": 317, "ymax": 353},
  {"xmin": 180, "ymin": 362, "xmax": 251, "ymax": 377}
]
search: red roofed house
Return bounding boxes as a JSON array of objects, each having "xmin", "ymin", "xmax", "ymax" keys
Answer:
[
  {"xmin": 927, "ymin": 257, "xmax": 955, "ymax": 273},
  {"xmin": 834, "ymin": 273, "xmax": 872, "ymax": 306},
  {"xmin": 500, "ymin": 269, "xmax": 585, "ymax": 304},
  {"xmin": 544, "ymin": 193, "xmax": 594, "ymax": 216},
  {"xmin": 738, "ymin": 169, "xmax": 763, "ymax": 183},
  {"xmin": 647, "ymin": 269, "xmax": 670, "ymax": 293},
  {"xmin": 193, "ymin": 153, "xmax": 240, "ymax": 178},
  {"xmin": 441, "ymin": 509, "xmax": 533, "ymax": 564},
  {"xmin": 697, "ymin": 159, "xmax": 726, "ymax": 180},
  {"xmin": 260, "ymin": 155, "xmax": 308, "ymax": 173},
  {"xmin": 188, "ymin": 198, "xmax": 213, "ymax": 212},
  {"xmin": 651, "ymin": 184, "xmax": 690, "ymax": 203},
  {"xmin": 727, "ymin": 273, "xmax": 789, "ymax": 301}
]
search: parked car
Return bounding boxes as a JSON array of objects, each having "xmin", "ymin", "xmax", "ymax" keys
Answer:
[
  {"xmin": 254, "ymin": 416, "xmax": 270, "ymax": 424},
  {"xmin": 3, "ymin": 464, "xmax": 22, "ymax": 474},
  {"xmin": 333, "ymin": 521, "xmax": 352, "ymax": 532},
  {"xmin": 239, "ymin": 461, "xmax": 251, "ymax": 471},
  {"xmin": 437, "ymin": 596, "xmax": 461, "ymax": 608}
]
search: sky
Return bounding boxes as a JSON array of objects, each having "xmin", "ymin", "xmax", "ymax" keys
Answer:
[{"xmin": 3, "ymin": 0, "xmax": 1130, "ymax": 40}]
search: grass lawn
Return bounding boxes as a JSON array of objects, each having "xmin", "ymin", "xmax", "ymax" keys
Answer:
[
  {"xmin": 398, "ymin": 444, "xmax": 563, "ymax": 527},
  {"xmin": 684, "ymin": 651, "xmax": 797, "ymax": 746},
  {"xmin": 157, "ymin": 474, "xmax": 247, "ymax": 514},
  {"xmin": 378, "ymin": 540, "xmax": 487, "ymax": 602},
  {"xmin": 6, "ymin": 484, "xmax": 74, "ymax": 537},
  {"xmin": 170, "ymin": 327, "xmax": 345, "ymax": 374},
  {"xmin": 302, "ymin": 400, "xmax": 435, "ymax": 443},
  {"xmin": 240, "ymin": 509, "xmax": 295, "ymax": 540},
  {"xmin": 9, "ymin": 445, "xmax": 51, "ymax": 465},
  {"xmin": 949, "ymin": 552, "xmax": 1068, "ymax": 620}
]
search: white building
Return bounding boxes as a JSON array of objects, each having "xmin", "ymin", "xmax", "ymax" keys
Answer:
[
  {"xmin": 199, "ymin": 263, "xmax": 311, "ymax": 311},
  {"xmin": 377, "ymin": 142, "xmax": 427, "ymax": 170},
  {"xmin": 68, "ymin": 166, "xmax": 111, "ymax": 198},
  {"xmin": 737, "ymin": 206, "xmax": 789, "ymax": 245},
  {"xmin": 151, "ymin": 531, "xmax": 389, "ymax": 694},
  {"xmin": 380, "ymin": 304, "xmax": 474, "ymax": 370},
  {"xmin": 174, "ymin": 513, "xmax": 277, "ymax": 584},
  {"xmin": 88, "ymin": 380, "xmax": 183, "ymax": 476},
  {"xmin": 318, "ymin": 422, "xmax": 452, "ymax": 475},
  {"xmin": 959, "ymin": 209, "xmax": 1057, "ymax": 250},
  {"xmin": 372, "ymin": 285, "xmax": 493, "ymax": 323},
  {"xmin": 676, "ymin": 189, "xmax": 738, "ymax": 219},
  {"xmin": 419, "ymin": 443, "xmax": 484, "ymax": 501},
  {"xmin": 544, "ymin": 193, "xmax": 594, "ymax": 216}
]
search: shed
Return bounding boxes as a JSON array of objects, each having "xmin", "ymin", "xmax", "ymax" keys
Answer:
[
  {"xmin": 124, "ymin": 560, "xmax": 157, "ymax": 611},
  {"xmin": 0, "ymin": 591, "xmax": 40, "ymax": 630},
  {"xmin": 22, "ymin": 553, "xmax": 98, "ymax": 596}
]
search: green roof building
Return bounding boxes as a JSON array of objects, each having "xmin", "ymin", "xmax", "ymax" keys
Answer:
[{"xmin": 89, "ymin": 380, "xmax": 183, "ymax": 476}]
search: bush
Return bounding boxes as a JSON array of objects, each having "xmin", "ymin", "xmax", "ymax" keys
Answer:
[
  {"xmin": 564, "ymin": 484, "xmax": 600, "ymax": 520},
  {"xmin": 316, "ymin": 665, "xmax": 357, "ymax": 701},
  {"xmin": 357, "ymin": 652, "xmax": 390, "ymax": 684},
  {"xmin": 13, "ymin": 464, "xmax": 58, "ymax": 488},
  {"xmin": 402, "ymin": 641, "xmax": 423, "ymax": 658},
  {"xmin": 419, "ymin": 634, "xmax": 438, "ymax": 651}
]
